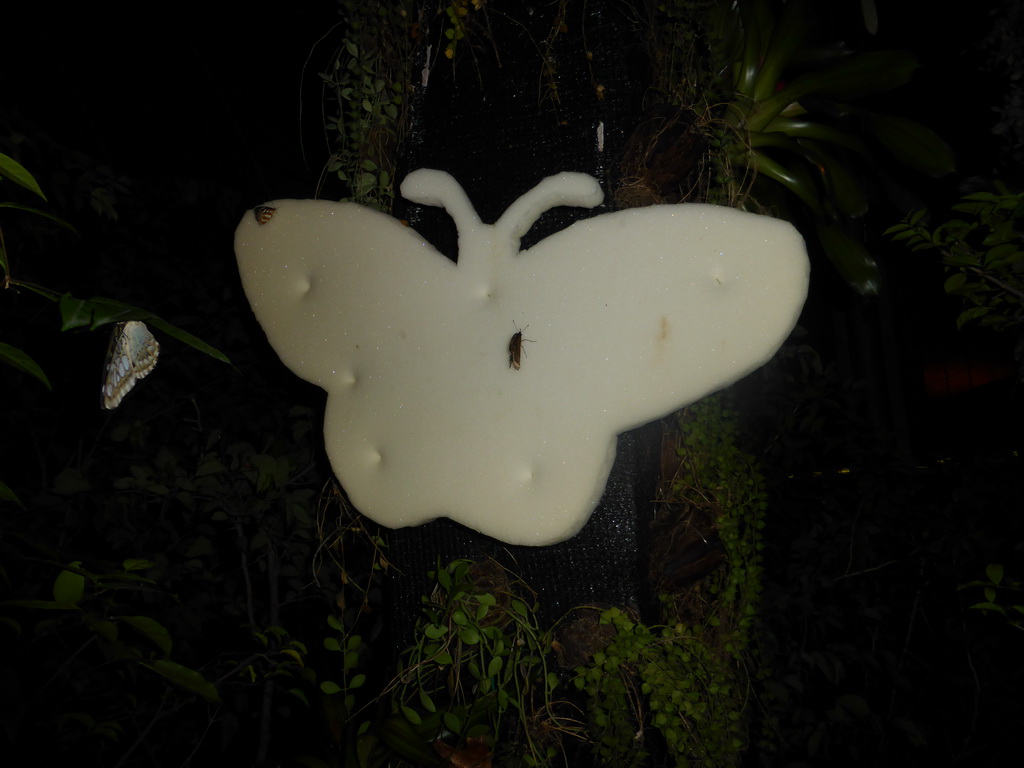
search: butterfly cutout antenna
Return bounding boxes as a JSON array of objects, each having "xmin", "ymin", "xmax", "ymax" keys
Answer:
[{"xmin": 400, "ymin": 169, "xmax": 604, "ymax": 267}]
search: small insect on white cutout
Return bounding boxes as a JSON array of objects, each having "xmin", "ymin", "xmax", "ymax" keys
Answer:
[
  {"xmin": 101, "ymin": 320, "xmax": 160, "ymax": 410},
  {"xmin": 254, "ymin": 206, "xmax": 277, "ymax": 225},
  {"xmin": 508, "ymin": 323, "xmax": 534, "ymax": 370}
]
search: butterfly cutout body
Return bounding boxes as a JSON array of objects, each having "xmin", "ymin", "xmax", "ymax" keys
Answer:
[
  {"xmin": 101, "ymin": 320, "xmax": 160, "ymax": 409},
  {"xmin": 235, "ymin": 169, "xmax": 809, "ymax": 545}
]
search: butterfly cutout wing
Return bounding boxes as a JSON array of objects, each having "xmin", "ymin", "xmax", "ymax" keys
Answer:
[
  {"xmin": 505, "ymin": 204, "xmax": 808, "ymax": 434},
  {"xmin": 235, "ymin": 200, "xmax": 462, "ymax": 388},
  {"xmin": 101, "ymin": 321, "xmax": 160, "ymax": 409}
]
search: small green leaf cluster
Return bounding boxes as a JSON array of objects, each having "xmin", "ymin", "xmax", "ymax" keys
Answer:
[
  {"xmin": 961, "ymin": 563, "xmax": 1024, "ymax": 631},
  {"xmin": 570, "ymin": 396, "xmax": 766, "ymax": 767},
  {"xmin": 1, "ymin": 153, "xmax": 230, "ymax": 507},
  {"xmin": 573, "ymin": 607, "xmax": 746, "ymax": 767},
  {"xmin": 321, "ymin": 1, "xmax": 414, "ymax": 211},
  {"xmin": 442, "ymin": 1, "xmax": 471, "ymax": 60},
  {"xmin": 393, "ymin": 558, "xmax": 574, "ymax": 767},
  {"xmin": 236, "ymin": 623, "xmax": 312, "ymax": 705},
  {"xmin": 0, "ymin": 558, "xmax": 219, "ymax": 757},
  {"xmin": 673, "ymin": 396, "xmax": 766, "ymax": 630},
  {"xmin": 887, "ymin": 189, "xmax": 1024, "ymax": 332}
]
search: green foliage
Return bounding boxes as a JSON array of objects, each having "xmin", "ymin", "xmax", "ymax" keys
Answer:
[
  {"xmin": 320, "ymin": 0, "xmax": 416, "ymax": 210},
  {"xmin": 0, "ymin": 556, "xmax": 219, "ymax": 761},
  {"xmin": 570, "ymin": 396, "xmax": 765, "ymax": 767},
  {"xmin": 0, "ymin": 151, "xmax": 229, "ymax": 398},
  {"xmin": 670, "ymin": 396, "xmax": 766, "ymax": 631},
  {"xmin": 886, "ymin": 187, "xmax": 1024, "ymax": 332},
  {"xmin": 0, "ymin": 133, "xmax": 347, "ymax": 765},
  {"xmin": 645, "ymin": 0, "xmax": 954, "ymax": 294},
  {"xmin": 573, "ymin": 607, "xmax": 747, "ymax": 768},
  {"xmin": 961, "ymin": 563, "xmax": 1024, "ymax": 632},
  {"xmin": 731, "ymin": 340, "xmax": 1024, "ymax": 766},
  {"xmin": 393, "ymin": 558, "xmax": 575, "ymax": 767}
]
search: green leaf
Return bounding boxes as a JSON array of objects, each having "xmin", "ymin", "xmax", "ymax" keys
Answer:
[
  {"xmin": 0, "ymin": 153, "xmax": 46, "ymax": 199},
  {"xmin": 746, "ymin": 148, "xmax": 823, "ymax": 215},
  {"xmin": 119, "ymin": 615, "xmax": 173, "ymax": 656},
  {"xmin": 796, "ymin": 49, "xmax": 919, "ymax": 100},
  {"xmin": 986, "ymin": 563, "xmax": 1004, "ymax": 586},
  {"xmin": 437, "ymin": 561, "xmax": 452, "ymax": 592},
  {"xmin": 458, "ymin": 626, "xmax": 480, "ymax": 645},
  {"xmin": 122, "ymin": 559, "xmax": 155, "ymax": 573},
  {"xmin": 957, "ymin": 306, "xmax": 990, "ymax": 328},
  {"xmin": 985, "ymin": 242, "xmax": 1018, "ymax": 267},
  {"xmin": 944, "ymin": 273, "xmax": 967, "ymax": 292},
  {"xmin": 799, "ymin": 140, "xmax": 868, "ymax": 217},
  {"xmin": 53, "ymin": 562, "xmax": 85, "ymax": 605},
  {"xmin": 57, "ymin": 294, "xmax": 230, "ymax": 363},
  {"xmin": 442, "ymin": 711, "xmax": 463, "ymax": 735},
  {"xmin": 0, "ymin": 478, "xmax": 24, "ymax": 507},
  {"xmin": 486, "ymin": 657, "xmax": 503, "ymax": 678},
  {"xmin": 751, "ymin": 0, "xmax": 810, "ymax": 102},
  {"xmin": 816, "ymin": 222, "xmax": 881, "ymax": 295},
  {"xmin": 752, "ymin": 50, "xmax": 919, "ymax": 133},
  {"xmin": 865, "ymin": 114, "xmax": 955, "ymax": 177},
  {"xmin": 140, "ymin": 660, "xmax": 220, "ymax": 702},
  {"xmin": 424, "ymin": 622, "xmax": 447, "ymax": 640},
  {"xmin": 419, "ymin": 688, "xmax": 436, "ymax": 712},
  {"xmin": 0, "ymin": 202, "xmax": 77, "ymax": 232},
  {"xmin": 0, "ymin": 342, "xmax": 51, "ymax": 389},
  {"xmin": 320, "ymin": 680, "xmax": 342, "ymax": 695},
  {"xmin": 761, "ymin": 117, "xmax": 867, "ymax": 154},
  {"xmin": 87, "ymin": 618, "xmax": 118, "ymax": 642}
]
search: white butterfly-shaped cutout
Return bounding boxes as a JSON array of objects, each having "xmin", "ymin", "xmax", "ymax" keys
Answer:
[
  {"xmin": 235, "ymin": 170, "xmax": 809, "ymax": 545},
  {"xmin": 101, "ymin": 320, "xmax": 160, "ymax": 409}
]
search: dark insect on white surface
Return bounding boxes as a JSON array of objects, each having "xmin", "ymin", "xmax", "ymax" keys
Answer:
[
  {"xmin": 508, "ymin": 323, "xmax": 534, "ymax": 370},
  {"xmin": 254, "ymin": 206, "xmax": 277, "ymax": 225},
  {"xmin": 101, "ymin": 321, "xmax": 160, "ymax": 409}
]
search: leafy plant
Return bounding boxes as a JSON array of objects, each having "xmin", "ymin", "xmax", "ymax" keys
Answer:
[
  {"xmin": 961, "ymin": 563, "xmax": 1024, "ymax": 632},
  {"xmin": 391, "ymin": 558, "xmax": 577, "ymax": 767},
  {"xmin": 573, "ymin": 606, "xmax": 747, "ymax": 768},
  {"xmin": 635, "ymin": 0, "xmax": 955, "ymax": 294},
  {"xmin": 0, "ymin": 556, "xmax": 219, "ymax": 764},
  {"xmin": 0, "ymin": 138, "xmax": 339, "ymax": 765},
  {"xmin": 887, "ymin": 187, "xmax": 1024, "ymax": 332},
  {"xmin": 318, "ymin": 1, "xmax": 416, "ymax": 210},
  {"xmin": 0, "ymin": 152, "xmax": 228, "ymax": 369}
]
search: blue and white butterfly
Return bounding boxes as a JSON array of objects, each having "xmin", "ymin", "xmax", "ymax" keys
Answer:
[{"xmin": 101, "ymin": 320, "xmax": 160, "ymax": 410}]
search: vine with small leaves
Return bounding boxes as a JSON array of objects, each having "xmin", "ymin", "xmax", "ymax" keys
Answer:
[
  {"xmin": 571, "ymin": 395, "xmax": 766, "ymax": 767},
  {"xmin": 321, "ymin": 0, "xmax": 416, "ymax": 211}
]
